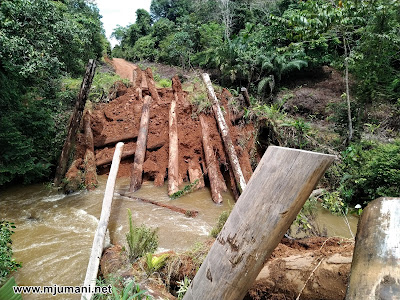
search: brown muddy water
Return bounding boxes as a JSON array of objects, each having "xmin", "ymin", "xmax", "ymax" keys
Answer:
[{"xmin": 0, "ymin": 177, "xmax": 358, "ymax": 299}]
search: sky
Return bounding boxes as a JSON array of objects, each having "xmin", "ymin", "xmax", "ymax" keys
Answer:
[{"xmin": 95, "ymin": 0, "xmax": 152, "ymax": 48}]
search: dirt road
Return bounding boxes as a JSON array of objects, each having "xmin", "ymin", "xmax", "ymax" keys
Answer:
[{"xmin": 112, "ymin": 58, "xmax": 136, "ymax": 82}]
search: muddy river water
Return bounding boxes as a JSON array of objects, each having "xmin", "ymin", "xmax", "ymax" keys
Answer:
[{"xmin": 0, "ymin": 177, "xmax": 358, "ymax": 299}]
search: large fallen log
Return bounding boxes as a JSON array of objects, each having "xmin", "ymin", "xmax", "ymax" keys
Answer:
[
  {"xmin": 118, "ymin": 193, "xmax": 198, "ymax": 217},
  {"xmin": 82, "ymin": 142, "xmax": 124, "ymax": 300},
  {"xmin": 129, "ymin": 95, "xmax": 152, "ymax": 192},
  {"xmin": 199, "ymin": 115, "xmax": 224, "ymax": 204},
  {"xmin": 168, "ymin": 81, "xmax": 180, "ymax": 196},
  {"xmin": 346, "ymin": 197, "xmax": 400, "ymax": 299},
  {"xmin": 183, "ymin": 146, "xmax": 335, "ymax": 300},
  {"xmin": 54, "ymin": 59, "xmax": 96, "ymax": 186},
  {"xmin": 202, "ymin": 73, "xmax": 247, "ymax": 193},
  {"xmin": 94, "ymin": 132, "xmax": 138, "ymax": 148},
  {"xmin": 83, "ymin": 111, "xmax": 98, "ymax": 190}
]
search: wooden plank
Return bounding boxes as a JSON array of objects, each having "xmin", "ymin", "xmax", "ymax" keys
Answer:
[
  {"xmin": 82, "ymin": 142, "xmax": 124, "ymax": 300},
  {"xmin": 54, "ymin": 59, "xmax": 96, "ymax": 186},
  {"xmin": 129, "ymin": 95, "xmax": 152, "ymax": 192},
  {"xmin": 202, "ymin": 73, "xmax": 246, "ymax": 193},
  {"xmin": 346, "ymin": 197, "xmax": 400, "ymax": 299},
  {"xmin": 183, "ymin": 146, "xmax": 335, "ymax": 300}
]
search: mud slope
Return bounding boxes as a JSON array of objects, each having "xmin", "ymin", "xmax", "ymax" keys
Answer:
[{"xmin": 89, "ymin": 60, "xmax": 256, "ymax": 195}]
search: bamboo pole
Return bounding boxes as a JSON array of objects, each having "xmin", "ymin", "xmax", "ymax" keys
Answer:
[
  {"xmin": 202, "ymin": 73, "xmax": 246, "ymax": 193},
  {"xmin": 168, "ymin": 87, "xmax": 179, "ymax": 196},
  {"xmin": 346, "ymin": 197, "xmax": 400, "ymax": 299},
  {"xmin": 183, "ymin": 146, "xmax": 335, "ymax": 300},
  {"xmin": 199, "ymin": 115, "xmax": 223, "ymax": 204},
  {"xmin": 54, "ymin": 59, "xmax": 96, "ymax": 186},
  {"xmin": 82, "ymin": 142, "xmax": 124, "ymax": 300},
  {"xmin": 129, "ymin": 95, "xmax": 152, "ymax": 192}
]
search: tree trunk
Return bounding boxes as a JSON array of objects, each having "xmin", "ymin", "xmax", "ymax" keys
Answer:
[
  {"xmin": 168, "ymin": 91, "xmax": 179, "ymax": 196},
  {"xmin": 54, "ymin": 59, "xmax": 96, "ymax": 186},
  {"xmin": 202, "ymin": 73, "xmax": 247, "ymax": 193},
  {"xmin": 183, "ymin": 146, "xmax": 335, "ymax": 300},
  {"xmin": 82, "ymin": 142, "xmax": 124, "ymax": 300},
  {"xmin": 346, "ymin": 197, "xmax": 400, "ymax": 299},
  {"xmin": 199, "ymin": 115, "xmax": 224, "ymax": 204},
  {"xmin": 241, "ymin": 87, "xmax": 251, "ymax": 107},
  {"xmin": 83, "ymin": 112, "xmax": 97, "ymax": 190},
  {"xmin": 344, "ymin": 37, "xmax": 353, "ymax": 143},
  {"xmin": 129, "ymin": 95, "xmax": 152, "ymax": 192},
  {"xmin": 145, "ymin": 68, "xmax": 161, "ymax": 103}
]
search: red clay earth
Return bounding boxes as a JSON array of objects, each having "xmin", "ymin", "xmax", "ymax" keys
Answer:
[{"xmin": 90, "ymin": 59, "xmax": 256, "ymax": 196}]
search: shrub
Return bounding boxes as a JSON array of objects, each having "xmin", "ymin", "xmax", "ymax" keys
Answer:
[
  {"xmin": 0, "ymin": 222, "xmax": 21, "ymax": 286},
  {"xmin": 340, "ymin": 140, "xmax": 400, "ymax": 204},
  {"xmin": 126, "ymin": 209, "xmax": 158, "ymax": 262}
]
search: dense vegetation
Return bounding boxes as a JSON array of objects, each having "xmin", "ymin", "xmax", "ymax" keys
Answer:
[
  {"xmin": 113, "ymin": 0, "xmax": 399, "ymax": 104},
  {"xmin": 0, "ymin": 0, "xmax": 109, "ymax": 186}
]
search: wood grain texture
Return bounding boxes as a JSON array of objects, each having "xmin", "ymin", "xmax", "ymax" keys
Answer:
[
  {"xmin": 200, "ymin": 114, "xmax": 223, "ymax": 204},
  {"xmin": 82, "ymin": 142, "xmax": 124, "ymax": 300},
  {"xmin": 183, "ymin": 146, "xmax": 335, "ymax": 300},
  {"xmin": 202, "ymin": 73, "xmax": 246, "ymax": 193},
  {"xmin": 129, "ymin": 95, "xmax": 152, "ymax": 192},
  {"xmin": 346, "ymin": 197, "xmax": 400, "ymax": 300},
  {"xmin": 168, "ymin": 92, "xmax": 179, "ymax": 196}
]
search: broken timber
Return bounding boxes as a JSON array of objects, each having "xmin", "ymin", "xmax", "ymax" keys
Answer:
[
  {"xmin": 145, "ymin": 68, "xmax": 161, "ymax": 103},
  {"xmin": 168, "ymin": 78, "xmax": 180, "ymax": 196},
  {"xmin": 54, "ymin": 59, "xmax": 96, "ymax": 186},
  {"xmin": 118, "ymin": 193, "xmax": 198, "ymax": 218},
  {"xmin": 183, "ymin": 146, "xmax": 335, "ymax": 300},
  {"xmin": 83, "ymin": 111, "xmax": 98, "ymax": 190},
  {"xmin": 202, "ymin": 73, "xmax": 246, "ymax": 193},
  {"xmin": 199, "ymin": 114, "xmax": 224, "ymax": 204},
  {"xmin": 346, "ymin": 197, "xmax": 400, "ymax": 299},
  {"xmin": 82, "ymin": 142, "xmax": 124, "ymax": 300},
  {"xmin": 129, "ymin": 95, "xmax": 152, "ymax": 192}
]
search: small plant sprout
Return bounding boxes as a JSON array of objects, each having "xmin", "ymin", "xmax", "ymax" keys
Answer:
[{"xmin": 355, "ymin": 204, "xmax": 362, "ymax": 216}]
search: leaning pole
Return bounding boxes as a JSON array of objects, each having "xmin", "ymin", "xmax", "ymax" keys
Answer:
[
  {"xmin": 82, "ymin": 142, "xmax": 124, "ymax": 300},
  {"xmin": 183, "ymin": 146, "xmax": 335, "ymax": 300}
]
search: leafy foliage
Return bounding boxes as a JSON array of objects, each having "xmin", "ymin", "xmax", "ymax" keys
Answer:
[
  {"xmin": 210, "ymin": 210, "xmax": 231, "ymax": 238},
  {"xmin": 0, "ymin": 222, "xmax": 21, "ymax": 286},
  {"xmin": 126, "ymin": 209, "xmax": 158, "ymax": 262}
]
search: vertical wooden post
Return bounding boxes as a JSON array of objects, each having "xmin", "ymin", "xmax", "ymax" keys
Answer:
[
  {"xmin": 202, "ymin": 73, "xmax": 246, "ymax": 193},
  {"xmin": 168, "ymin": 90, "xmax": 179, "ymax": 196},
  {"xmin": 83, "ymin": 111, "xmax": 98, "ymax": 190},
  {"xmin": 199, "ymin": 115, "xmax": 223, "ymax": 204},
  {"xmin": 241, "ymin": 87, "xmax": 251, "ymax": 107},
  {"xmin": 129, "ymin": 95, "xmax": 152, "ymax": 192},
  {"xmin": 54, "ymin": 59, "xmax": 96, "ymax": 186},
  {"xmin": 82, "ymin": 142, "xmax": 124, "ymax": 300},
  {"xmin": 346, "ymin": 197, "xmax": 400, "ymax": 299},
  {"xmin": 183, "ymin": 146, "xmax": 335, "ymax": 300}
]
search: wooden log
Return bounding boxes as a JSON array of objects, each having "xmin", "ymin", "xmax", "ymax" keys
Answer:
[
  {"xmin": 183, "ymin": 146, "xmax": 335, "ymax": 300},
  {"xmin": 145, "ymin": 68, "xmax": 161, "ymax": 103},
  {"xmin": 188, "ymin": 159, "xmax": 205, "ymax": 190},
  {"xmin": 118, "ymin": 193, "xmax": 198, "ymax": 217},
  {"xmin": 129, "ymin": 95, "xmax": 152, "ymax": 192},
  {"xmin": 94, "ymin": 132, "xmax": 138, "ymax": 148},
  {"xmin": 96, "ymin": 148, "xmax": 136, "ymax": 167},
  {"xmin": 83, "ymin": 112, "xmax": 98, "ymax": 190},
  {"xmin": 241, "ymin": 87, "xmax": 251, "ymax": 107},
  {"xmin": 54, "ymin": 59, "xmax": 96, "ymax": 186},
  {"xmin": 346, "ymin": 197, "xmax": 400, "ymax": 299},
  {"xmin": 82, "ymin": 142, "xmax": 124, "ymax": 300},
  {"xmin": 199, "ymin": 115, "xmax": 224, "ymax": 204},
  {"xmin": 168, "ymin": 88, "xmax": 179, "ymax": 196},
  {"xmin": 202, "ymin": 73, "xmax": 246, "ymax": 193}
]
